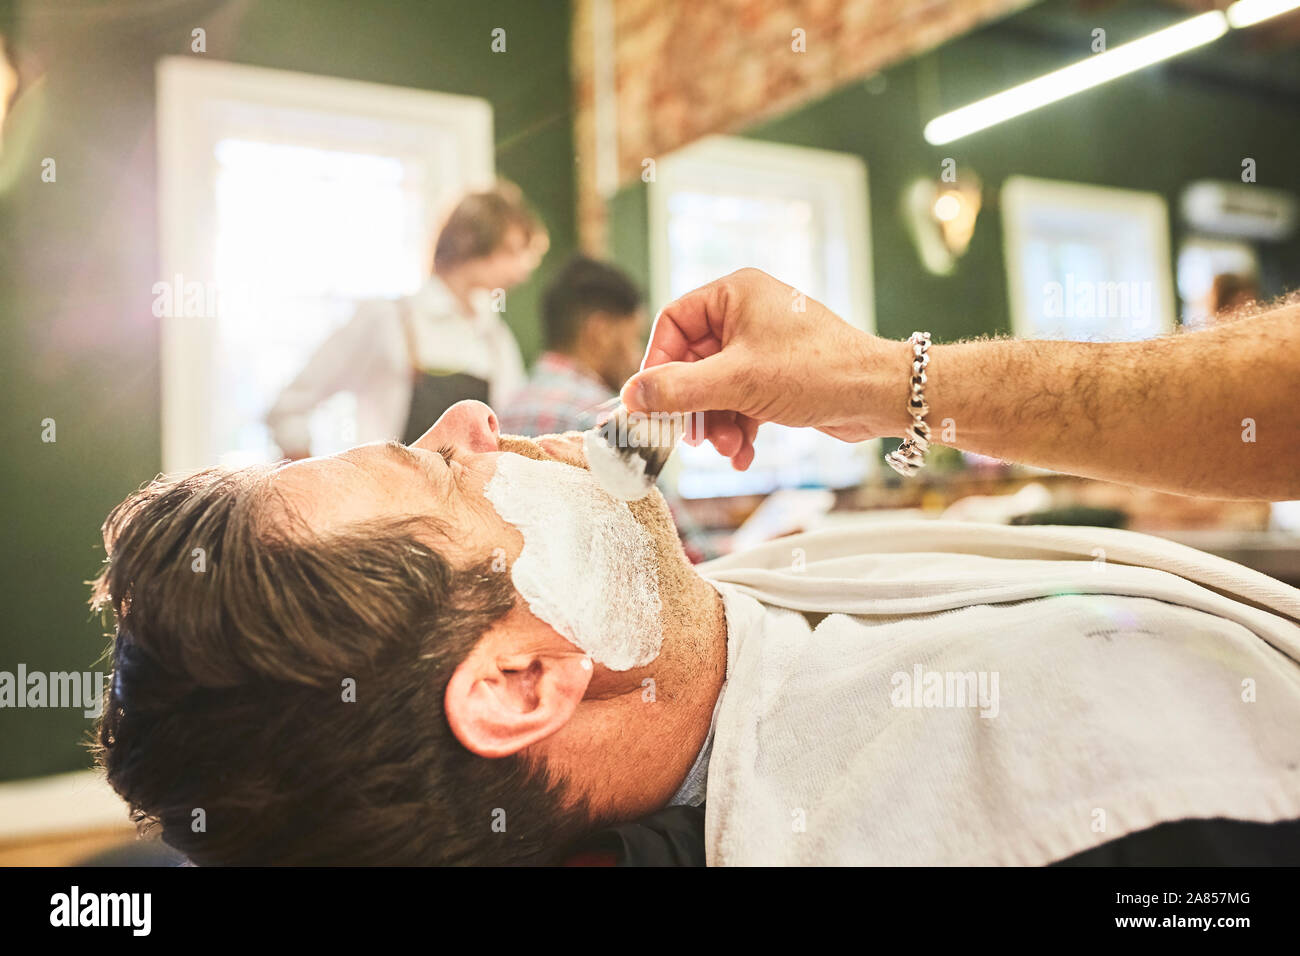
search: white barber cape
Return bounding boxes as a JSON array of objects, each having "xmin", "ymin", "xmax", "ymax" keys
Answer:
[{"xmin": 696, "ymin": 521, "xmax": 1300, "ymax": 866}]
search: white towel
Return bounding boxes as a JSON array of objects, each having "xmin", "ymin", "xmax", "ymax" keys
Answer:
[{"xmin": 697, "ymin": 521, "xmax": 1300, "ymax": 865}]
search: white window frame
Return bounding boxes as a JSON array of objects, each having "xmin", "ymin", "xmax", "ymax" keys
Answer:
[
  {"xmin": 1002, "ymin": 175, "xmax": 1176, "ymax": 340},
  {"xmin": 645, "ymin": 135, "xmax": 876, "ymax": 497},
  {"xmin": 648, "ymin": 135, "xmax": 875, "ymax": 333},
  {"xmin": 156, "ymin": 57, "xmax": 493, "ymax": 473}
]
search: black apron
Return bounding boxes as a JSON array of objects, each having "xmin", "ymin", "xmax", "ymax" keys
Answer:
[{"xmin": 397, "ymin": 299, "xmax": 490, "ymax": 444}]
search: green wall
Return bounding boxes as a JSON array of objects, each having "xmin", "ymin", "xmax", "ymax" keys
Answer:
[
  {"xmin": 609, "ymin": 17, "xmax": 1300, "ymax": 345},
  {"xmin": 0, "ymin": 0, "xmax": 576, "ymax": 781}
]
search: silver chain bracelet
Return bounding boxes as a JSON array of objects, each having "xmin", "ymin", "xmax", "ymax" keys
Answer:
[{"xmin": 884, "ymin": 331, "xmax": 932, "ymax": 477}]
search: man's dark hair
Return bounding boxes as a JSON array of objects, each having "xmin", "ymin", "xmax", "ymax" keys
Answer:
[
  {"xmin": 89, "ymin": 467, "xmax": 593, "ymax": 865},
  {"xmin": 541, "ymin": 255, "xmax": 643, "ymax": 351}
]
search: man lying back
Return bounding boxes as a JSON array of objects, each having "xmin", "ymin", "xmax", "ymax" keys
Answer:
[{"xmin": 92, "ymin": 400, "xmax": 1300, "ymax": 865}]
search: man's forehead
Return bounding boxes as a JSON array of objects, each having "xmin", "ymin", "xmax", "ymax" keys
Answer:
[
  {"xmin": 271, "ymin": 453, "xmax": 359, "ymax": 488},
  {"xmin": 267, "ymin": 452, "xmax": 402, "ymax": 529}
]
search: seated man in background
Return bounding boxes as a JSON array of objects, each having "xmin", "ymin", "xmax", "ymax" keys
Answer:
[
  {"xmin": 499, "ymin": 255, "xmax": 645, "ymax": 435},
  {"xmin": 92, "ymin": 401, "xmax": 1300, "ymax": 866},
  {"xmin": 500, "ymin": 255, "xmax": 716, "ymax": 561}
]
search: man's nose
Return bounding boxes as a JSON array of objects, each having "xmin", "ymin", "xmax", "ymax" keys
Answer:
[{"xmin": 412, "ymin": 400, "xmax": 500, "ymax": 454}]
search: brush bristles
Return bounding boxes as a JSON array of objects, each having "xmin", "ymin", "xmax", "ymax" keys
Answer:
[{"xmin": 588, "ymin": 402, "xmax": 684, "ymax": 495}]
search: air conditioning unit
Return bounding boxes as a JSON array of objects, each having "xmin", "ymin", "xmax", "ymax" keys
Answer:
[{"xmin": 1180, "ymin": 180, "xmax": 1297, "ymax": 241}]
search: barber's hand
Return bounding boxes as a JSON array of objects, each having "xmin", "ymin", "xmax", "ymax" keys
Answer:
[{"xmin": 620, "ymin": 268, "xmax": 911, "ymax": 470}]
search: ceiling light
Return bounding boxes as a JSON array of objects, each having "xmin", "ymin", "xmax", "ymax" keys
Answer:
[
  {"xmin": 924, "ymin": 12, "xmax": 1229, "ymax": 145},
  {"xmin": 1226, "ymin": 0, "xmax": 1300, "ymax": 28}
]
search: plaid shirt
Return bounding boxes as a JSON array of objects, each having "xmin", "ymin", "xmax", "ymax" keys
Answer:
[
  {"xmin": 498, "ymin": 351, "xmax": 716, "ymax": 563},
  {"xmin": 497, "ymin": 352, "xmax": 612, "ymax": 436}
]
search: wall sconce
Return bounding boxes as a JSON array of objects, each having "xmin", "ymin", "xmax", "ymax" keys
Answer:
[{"xmin": 903, "ymin": 171, "xmax": 983, "ymax": 275}]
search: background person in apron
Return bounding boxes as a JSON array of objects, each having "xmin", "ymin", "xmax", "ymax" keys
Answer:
[{"xmin": 266, "ymin": 182, "xmax": 547, "ymax": 459}]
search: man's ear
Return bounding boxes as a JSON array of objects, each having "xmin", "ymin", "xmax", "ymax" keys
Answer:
[{"xmin": 443, "ymin": 612, "xmax": 593, "ymax": 759}]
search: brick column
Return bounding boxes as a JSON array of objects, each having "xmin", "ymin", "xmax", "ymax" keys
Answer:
[{"xmin": 571, "ymin": 0, "xmax": 1034, "ymax": 253}]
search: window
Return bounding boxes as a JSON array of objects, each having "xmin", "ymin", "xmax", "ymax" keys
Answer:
[
  {"xmin": 1002, "ymin": 176, "xmax": 1176, "ymax": 342},
  {"xmin": 648, "ymin": 136, "xmax": 876, "ymax": 498},
  {"xmin": 157, "ymin": 58, "xmax": 493, "ymax": 471}
]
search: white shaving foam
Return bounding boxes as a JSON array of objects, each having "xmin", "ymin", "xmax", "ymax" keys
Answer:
[
  {"xmin": 484, "ymin": 453, "xmax": 663, "ymax": 671},
  {"xmin": 583, "ymin": 430, "xmax": 652, "ymax": 501}
]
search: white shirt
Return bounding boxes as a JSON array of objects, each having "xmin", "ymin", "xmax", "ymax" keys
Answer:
[{"xmin": 265, "ymin": 275, "xmax": 525, "ymax": 453}]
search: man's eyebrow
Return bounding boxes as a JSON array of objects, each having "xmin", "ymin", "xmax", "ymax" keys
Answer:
[
  {"xmin": 375, "ymin": 440, "xmax": 441, "ymax": 490},
  {"xmin": 380, "ymin": 440, "xmax": 422, "ymax": 467}
]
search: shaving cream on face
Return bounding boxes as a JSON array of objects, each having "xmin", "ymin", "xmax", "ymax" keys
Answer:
[
  {"xmin": 483, "ymin": 453, "xmax": 663, "ymax": 671},
  {"xmin": 582, "ymin": 430, "xmax": 650, "ymax": 501}
]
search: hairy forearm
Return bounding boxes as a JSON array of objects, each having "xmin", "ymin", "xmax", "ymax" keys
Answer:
[{"xmin": 909, "ymin": 306, "xmax": 1300, "ymax": 500}]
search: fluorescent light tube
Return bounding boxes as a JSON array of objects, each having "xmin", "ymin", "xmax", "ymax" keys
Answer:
[
  {"xmin": 1226, "ymin": 0, "xmax": 1300, "ymax": 28},
  {"xmin": 924, "ymin": 12, "xmax": 1229, "ymax": 144}
]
